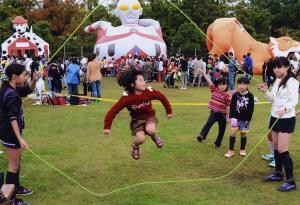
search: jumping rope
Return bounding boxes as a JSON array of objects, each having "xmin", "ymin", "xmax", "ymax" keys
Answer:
[
  {"xmin": 49, "ymin": 0, "xmax": 107, "ymax": 62},
  {"xmin": 22, "ymin": 0, "xmax": 281, "ymax": 198}
]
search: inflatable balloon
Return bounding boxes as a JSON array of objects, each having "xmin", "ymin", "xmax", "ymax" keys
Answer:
[
  {"xmin": 1, "ymin": 16, "xmax": 49, "ymax": 58},
  {"xmin": 84, "ymin": 0, "xmax": 167, "ymax": 60},
  {"xmin": 206, "ymin": 18, "xmax": 300, "ymax": 74}
]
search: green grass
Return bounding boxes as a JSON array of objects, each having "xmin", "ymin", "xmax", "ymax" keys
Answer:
[{"xmin": 1, "ymin": 75, "xmax": 300, "ymax": 205}]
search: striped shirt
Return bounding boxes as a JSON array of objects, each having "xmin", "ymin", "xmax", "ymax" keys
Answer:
[{"xmin": 208, "ymin": 85, "xmax": 231, "ymax": 113}]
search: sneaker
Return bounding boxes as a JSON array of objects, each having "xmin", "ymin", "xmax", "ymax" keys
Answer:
[
  {"xmin": 153, "ymin": 135, "xmax": 164, "ymax": 148},
  {"xmin": 269, "ymin": 159, "xmax": 275, "ymax": 168},
  {"xmin": 263, "ymin": 171, "xmax": 283, "ymax": 182},
  {"xmin": 10, "ymin": 198, "xmax": 30, "ymax": 205},
  {"xmin": 196, "ymin": 135, "xmax": 204, "ymax": 143},
  {"xmin": 277, "ymin": 179, "xmax": 297, "ymax": 192},
  {"xmin": 131, "ymin": 145, "xmax": 140, "ymax": 160},
  {"xmin": 224, "ymin": 150, "xmax": 235, "ymax": 158},
  {"xmin": 262, "ymin": 153, "xmax": 274, "ymax": 161},
  {"xmin": 240, "ymin": 150, "xmax": 247, "ymax": 156},
  {"xmin": 0, "ymin": 193, "xmax": 9, "ymax": 204},
  {"xmin": 15, "ymin": 186, "xmax": 33, "ymax": 196},
  {"xmin": 0, "ymin": 150, "xmax": 3, "ymax": 154}
]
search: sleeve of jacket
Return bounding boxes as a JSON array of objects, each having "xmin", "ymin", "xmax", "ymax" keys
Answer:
[
  {"xmin": 284, "ymin": 78, "xmax": 299, "ymax": 112},
  {"xmin": 17, "ymin": 84, "xmax": 32, "ymax": 97},
  {"xmin": 5, "ymin": 92, "xmax": 20, "ymax": 122},
  {"xmin": 248, "ymin": 93, "xmax": 255, "ymax": 121},
  {"xmin": 229, "ymin": 93, "xmax": 237, "ymax": 119},
  {"xmin": 150, "ymin": 89, "xmax": 172, "ymax": 114},
  {"xmin": 104, "ymin": 96, "xmax": 129, "ymax": 129}
]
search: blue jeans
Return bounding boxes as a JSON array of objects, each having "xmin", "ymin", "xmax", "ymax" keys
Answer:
[
  {"xmin": 228, "ymin": 71, "xmax": 236, "ymax": 90},
  {"xmin": 67, "ymin": 84, "xmax": 78, "ymax": 95},
  {"xmin": 90, "ymin": 80, "xmax": 101, "ymax": 98}
]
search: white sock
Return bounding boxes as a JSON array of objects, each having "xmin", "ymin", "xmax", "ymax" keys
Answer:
[{"xmin": 268, "ymin": 140, "xmax": 274, "ymax": 153}]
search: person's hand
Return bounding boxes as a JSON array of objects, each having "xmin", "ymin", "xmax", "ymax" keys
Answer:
[
  {"xmin": 103, "ymin": 129, "xmax": 111, "ymax": 135},
  {"xmin": 19, "ymin": 138, "xmax": 29, "ymax": 150},
  {"xmin": 227, "ymin": 118, "xmax": 230, "ymax": 125},
  {"xmin": 199, "ymin": 69, "xmax": 205, "ymax": 75},
  {"xmin": 257, "ymin": 83, "xmax": 267, "ymax": 93},
  {"xmin": 277, "ymin": 109, "xmax": 286, "ymax": 118},
  {"xmin": 166, "ymin": 113, "xmax": 173, "ymax": 119},
  {"xmin": 32, "ymin": 71, "xmax": 39, "ymax": 81}
]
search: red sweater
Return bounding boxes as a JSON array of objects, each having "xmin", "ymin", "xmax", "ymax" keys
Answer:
[{"xmin": 104, "ymin": 89, "xmax": 172, "ymax": 129}]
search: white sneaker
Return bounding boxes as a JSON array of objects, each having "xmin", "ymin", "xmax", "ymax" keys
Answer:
[
  {"xmin": 0, "ymin": 150, "xmax": 3, "ymax": 154},
  {"xmin": 224, "ymin": 150, "xmax": 235, "ymax": 158},
  {"xmin": 180, "ymin": 87, "xmax": 184, "ymax": 90},
  {"xmin": 262, "ymin": 153, "xmax": 274, "ymax": 161},
  {"xmin": 269, "ymin": 159, "xmax": 275, "ymax": 168}
]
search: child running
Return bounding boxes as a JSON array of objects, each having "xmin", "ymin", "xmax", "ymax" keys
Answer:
[
  {"xmin": 224, "ymin": 77, "xmax": 254, "ymax": 158},
  {"xmin": 196, "ymin": 69, "xmax": 231, "ymax": 148},
  {"xmin": 0, "ymin": 64, "xmax": 38, "ymax": 205},
  {"xmin": 258, "ymin": 56, "xmax": 298, "ymax": 192},
  {"xmin": 103, "ymin": 69, "xmax": 173, "ymax": 160}
]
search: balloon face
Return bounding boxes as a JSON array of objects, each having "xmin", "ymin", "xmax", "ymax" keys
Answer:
[
  {"xmin": 116, "ymin": 0, "xmax": 142, "ymax": 25},
  {"xmin": 14, "ymin": 23, "xmax": 27, "ymax": 34}
]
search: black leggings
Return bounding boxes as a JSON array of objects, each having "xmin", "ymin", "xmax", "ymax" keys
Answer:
[{"xmin": 200, "ymin": 111, "xmax": 227, "ymax": 147}]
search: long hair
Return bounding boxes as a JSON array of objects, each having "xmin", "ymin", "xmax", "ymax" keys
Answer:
[
  {"xmin": 0, "ymin": 63, "xmax": 26, "ymax": 94},
  {"xmin": 273, "ymin": 56, "xmax": 294, "ymax": 91},
  {"xmin": 118, "ymin": 69, "xmax": 144, "ymax": 93}
]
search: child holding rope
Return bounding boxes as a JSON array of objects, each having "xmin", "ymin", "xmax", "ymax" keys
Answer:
[
  {"xmin": 103, "ymin": 69, "xmax": 173, "ymax": 160},
  {"xmin": 258, "ymin": 56, "xmax": 298, "ymax": 192},
  {"xmin": 224, "ymin": 77, "xmax": 254, "ymax": 158},
  {"xmin": 196, "ymin": 69, "xmax": 231, "ymax": 148},
  {"xmin": 0, "ymin": 64, "xmax": 38, "ymax": 205}
]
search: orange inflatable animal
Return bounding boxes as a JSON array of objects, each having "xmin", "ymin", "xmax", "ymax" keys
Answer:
[{"xmin": 206, "ymin": 18, "xmax": 300, "ymax": 74}]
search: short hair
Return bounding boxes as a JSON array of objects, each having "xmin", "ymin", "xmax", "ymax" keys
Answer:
[{"xmin": 237, "ymin": 76, "xmax": 250, "ymax": 84}]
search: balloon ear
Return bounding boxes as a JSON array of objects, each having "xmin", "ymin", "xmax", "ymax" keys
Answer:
[
  {"xmin": 139, "ymin": 7, "xmax": 143, "ymax": 16},
  {"xmin": 269, "ymin": 37, "xmax": 277, "ymax": 45},
  {"xmin": 114, "ymin": 8, "xmax": 119, "ymax": 16}
]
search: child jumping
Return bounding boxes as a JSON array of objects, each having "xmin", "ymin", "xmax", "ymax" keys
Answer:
[
  {"xmin": 196, "ymin": 69, "xmax": 231, "ymax": 148},
  {"xmin": 103, "ymin": 69, "xmax": 173, "ymax": 160},
  {"xmin": 0, "ymin": 64, "xmax": 38, "ymax": 205},
  {"xmin": 224, "ymin": 77, "xmax": 254, "ymax": 158}
]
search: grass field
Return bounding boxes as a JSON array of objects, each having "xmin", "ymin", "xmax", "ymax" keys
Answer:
[{"xmin": 1, "ymin": 75, "xmax": 300, "ymax": 205}]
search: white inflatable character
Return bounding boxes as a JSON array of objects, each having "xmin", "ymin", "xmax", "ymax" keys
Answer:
[
  {"xmin": 84, "ymin": 0, "xmax": 167, "ymax": 60},
  {"xmin": 1, "ymin": 16, "xmax": 50, "ymax": 58}
]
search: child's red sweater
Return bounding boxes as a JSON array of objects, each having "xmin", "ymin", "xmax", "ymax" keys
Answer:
[{"xmin": 104, "ymin": 88, "xmax": 172, "ymax": 129}]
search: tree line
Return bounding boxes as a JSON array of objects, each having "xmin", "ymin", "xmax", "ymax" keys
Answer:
[{"xmin": 0, "ymin": 0, "xmax": 299, "ymax": 58}]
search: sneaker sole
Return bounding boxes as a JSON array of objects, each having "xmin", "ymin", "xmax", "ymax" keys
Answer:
[
  {"xmin": 16, "ymin": 191, "xmax": 34, "ymax": 196},
  {"xmin": 277, "ymin": 187, "xmax": 297, "ymax": 192},
  {"xmin": 262, "ymin": 157, "xmax": 273, "ymax": 161},
  {"xmin": 263, "ymin": 179, "xmax": 283, "ymax": 182}
]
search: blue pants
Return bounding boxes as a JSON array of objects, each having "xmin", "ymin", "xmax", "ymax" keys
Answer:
[
  {"xmin": 90, "ymin": 80, "xmax": 101, "ymax": 98},
  {"xmin": 67, "ymin": 84, "xmax": 78, "ymax": 95}
]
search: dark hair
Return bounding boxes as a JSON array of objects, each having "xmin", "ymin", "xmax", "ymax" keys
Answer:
[
  {"xmin": 237, "ymin": 76, "xmax": 250, "ymax": 84},
  {"xmin": 0, "ymin": 63, "xmax": 26, "ymax": 93},
  {"xmin": 213, "ymin": 77, "xmax": 228, "ymax": 91},
  {"xmin": 273, "ymin": 56, "xmax": 294, "ymax": 90},
  {"xmin": 118, "ymin": 69, "xmax": 144, "ymax": 93}
]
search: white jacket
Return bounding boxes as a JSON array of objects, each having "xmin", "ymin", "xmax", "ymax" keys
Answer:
[{"xmin": 264, "ymin": 77, "xmax": 299, "ymax": 118}]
